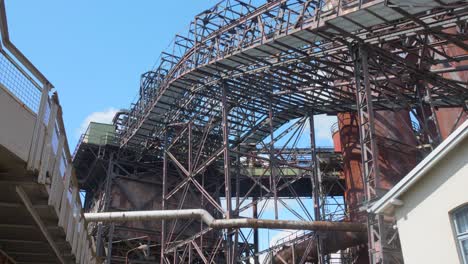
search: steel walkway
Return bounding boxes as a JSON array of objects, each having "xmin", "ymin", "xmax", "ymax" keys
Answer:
[{"xmin": 119, "ymin": 0, "xmax": 468, "ymax": 149}]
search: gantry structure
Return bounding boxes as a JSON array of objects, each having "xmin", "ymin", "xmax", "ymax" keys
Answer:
[{"xmin": 74, "ymin": 0, "xmax": 468, "ymax": 263}]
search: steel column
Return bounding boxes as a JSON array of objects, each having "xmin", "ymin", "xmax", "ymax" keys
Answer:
[
  {"xmin": 222, "ymin": 82, "xmax": 234, "ymax": 263},
  {"xmin": 309, "ymin": 114, "xmax": 325, "ymax": 264}
]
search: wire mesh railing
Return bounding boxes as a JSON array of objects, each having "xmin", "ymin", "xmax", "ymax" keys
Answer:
[{"xmin": 0, "ymin": 50, "xmax": 42, "ymax": 113}]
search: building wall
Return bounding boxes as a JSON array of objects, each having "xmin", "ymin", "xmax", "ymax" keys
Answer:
[{"xmin": 394, "ymin": 137, "xmax": 468, "ymax": 264}]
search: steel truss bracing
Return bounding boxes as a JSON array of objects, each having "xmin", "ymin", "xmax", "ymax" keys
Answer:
[
  {"xmin": 157, "ymin": 104, "xmax": 331, "ymax": 263},
  {"xmin": 74, "ymin": 0, "xmax": 468, "ymax": 263},
  {"xmin": 352, "ymin": 44, "xmax": 403, "ymax": 264},
  {"xmin": 75, "ymin": 147, "xmax": 162, "ymax": 263}
]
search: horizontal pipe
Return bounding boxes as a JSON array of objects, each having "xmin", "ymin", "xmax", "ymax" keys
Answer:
[{"xmin": 84, "ymin": 209, "xmax": 366, "ymax": 232}]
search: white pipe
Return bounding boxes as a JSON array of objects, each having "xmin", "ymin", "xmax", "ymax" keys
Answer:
[{"xmin": 84, "ymin": 209, "xmax": 366, "ymax": 232}]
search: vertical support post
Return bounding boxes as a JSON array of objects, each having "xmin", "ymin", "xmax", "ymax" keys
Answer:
[
  {"xmin": 188, "ymin": 122, "xmax": 192, "ymax": 175},
  {"xmin": 188, "ymin": 242, "xmax": 193, "ymax": 263},
  {"xmin": 233, "ymin": 111, "xmax": 241, "ymax": 261},
  {"xmin": 59, "ymin": 163, "xmax": 72, "ymax": 228},
  {"xmin": 253, "ymin": 197, "xmax": 259, "ymax": 264},
  {"xmin": 353, "ymin": 43, "xmax": 403, "ymax": 264},
  {"xmin": 48, "ymin": 133, "xmax": 65, "ymax": 213},
  {"xmin": 423, "ymin": 85, "xmax": 442, "ymax": 144},
  {"xmin": 221, "ymin": 82, "xmax": 233, "ymax": 263},
  {"xmin": 268, "ymin": 98, "xmax": 278, "ymax": 220},
  {"xmin": 97, "ymin": 154, "xmax": 114, "ymax": 258},
  {"xmin": 38, "ymin": 96, "xmax": 58, "ymax": 184},
  {"xmin": 173, "ymin": 249, "xmax": 179, "ymax": 264},
  {"xmin": 27, "ymin": 83, "xmax": 51, "ymax": 171},
  {"xmin": 161, "ymin": 131, "xmax": 168, "ymax": 264},
  {"xmin": 106, "ymin": 223, "xmax": 114, "ymax": 264},
  {"xmin": 416, "ymin": 32, "xmax": 441, "ymax": 147},
  {"xmin": 291, "ymin": 243, "xmax": 296, "ymax": 264},
  {"xmin": 354, "ymin": 44, "xmax": 380, "ymax": 200},
  {"xmin": 309, "ymin": 114, "xmax": 325, "ymax": 264},
  {"xmin": 353, "ymin": 43, "xmax": 381, "ymax": 264}
]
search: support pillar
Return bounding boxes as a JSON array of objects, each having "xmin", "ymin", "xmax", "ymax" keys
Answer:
[
  {"xmin": 97, "ymin": 154, "xmax": 114, "ymax": 258},
  {"xmin": 253, "ymin": 197, "xmax": 259, "ymax": 264},
  {"xmin": 222, "ymin": 82, "xmax": 234, "ymax": 264},
  {"xmin": 268, "ymin": 98, "xmax": 279, "ymax": 220},
  {"xmin": 309, "ymin": 115, "xmax": 325, "ymax": 264},
  {"xmin": 353, "ymin": 43, "xmax": 403, "ymax": 264},
  {"xmin": 161, "ymin": 131, "xmax": 168, "ymax": 263}
]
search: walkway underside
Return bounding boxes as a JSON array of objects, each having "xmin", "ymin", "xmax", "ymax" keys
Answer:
[
  {"xmin": 0, "ymin": 146, "xmax": 69, "ymax": 264},
  {"xmin": 120, "ymin": 0, "xmax": 468, "ymax": 149}
]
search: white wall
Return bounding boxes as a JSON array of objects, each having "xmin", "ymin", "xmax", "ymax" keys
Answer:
[
  {"xmin": 394, "ymin": 136, "xmax": 468, "ymax": 264},
  {"xmin": 0, "ymin": 86, "xmax": 36, "ymax": 161}
]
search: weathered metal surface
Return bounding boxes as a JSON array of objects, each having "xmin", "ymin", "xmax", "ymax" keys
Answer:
[
  {"xmin": 434, "ymin": 27, "xmax": 468, "ymax": 140},
  {"xmin": 72, "ymin": 0, "xmax": 468, "ymax": 262},
  {"xmin": 338, "ymin": 112, "xmax": 364, "ymax": 222},
  {"xmin": 338, "ymin": 109, "xmax": 419, "ymax": 221},
  {"xmin": 274, "ymin": 231, "xmax": 368, "ymax": 264}
]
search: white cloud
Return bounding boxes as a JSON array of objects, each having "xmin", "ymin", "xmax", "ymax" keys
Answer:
[
  {"xmin": 269, "ymin": 230, "xmax": 296, "ymax": 247},
  {"xmin": 250, "ymin": 230, "xmax": 296, "ymax": 264},
  {"xmin": 304, "ymin": 114, "xmax": 337, "ymax": 146},
  {"xmin": 77, "ymin": 107, "xmax": 118, "ymax": 136},
  {"xmin": 314, "ymin": 114, "xmax": 337, "ymax": 141}
]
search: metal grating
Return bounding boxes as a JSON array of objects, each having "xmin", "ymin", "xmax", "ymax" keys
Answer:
[{"xmin": 0, "ymin": 51, "xmax": 42, "ymax": 113}]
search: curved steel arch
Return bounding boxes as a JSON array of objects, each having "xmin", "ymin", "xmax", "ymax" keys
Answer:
[{"xmin": 111, "ymin": 0, "xmax": 468, "ymax": 263}]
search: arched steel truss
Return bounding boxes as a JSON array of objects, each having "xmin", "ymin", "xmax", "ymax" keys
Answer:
[{"xmin": 108, "ymin": 0, "xmax": 468, "ymax": 263}]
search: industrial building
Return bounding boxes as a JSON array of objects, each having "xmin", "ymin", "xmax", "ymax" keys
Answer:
[{"xmin": 0, "ymin": 0, "xmax": 467, "ymax": 264}]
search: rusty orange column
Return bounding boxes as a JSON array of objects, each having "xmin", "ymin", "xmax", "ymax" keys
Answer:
[
  {"xmin": 337, "ymin": 112, "xmax": 368, "ymax": 264},
  {"xmin": 338, "ymin": 110, "xmax": 419, "ymax": 221},
  {"xmin": 337, "ymin": 110, "xmax": 419, "ymax": 263},
  {"xmin": 337, "ymin": 113, "xmax": 364, "ymax": 222}
]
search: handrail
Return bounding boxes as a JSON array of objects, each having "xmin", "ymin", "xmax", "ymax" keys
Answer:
[{"xmin": 0, "ymin": 0, "xmax": 52, "ymax": 88}]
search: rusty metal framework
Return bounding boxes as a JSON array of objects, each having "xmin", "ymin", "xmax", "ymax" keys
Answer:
[{"xmin": 74, "ymin": 0, "xmax": 468, "ymax": 263}]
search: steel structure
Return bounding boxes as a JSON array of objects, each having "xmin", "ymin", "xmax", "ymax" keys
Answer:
[{"xmin": 75, "ymin": 0, "xmax": 468, "ymax": 263}]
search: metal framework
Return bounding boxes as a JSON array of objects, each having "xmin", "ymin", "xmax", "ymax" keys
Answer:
[{"xmin": 75, "ymin": 0, "xmax": 468, "ymax": 263}]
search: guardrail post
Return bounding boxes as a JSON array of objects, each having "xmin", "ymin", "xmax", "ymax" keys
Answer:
[
  {"xmin": 59, "ymin": 163, "xmax": 72, "ymax": 228},
  {"xmin": 27, "ymin": 83, "xmax": 51, "ymax": 171},
  {"xmin": 48, "ymin": 134, "xmax": 65, "ymax": 214},
  {"xmin": 38, "ymin": 96, "xmax": 58, "ymax": 184}
]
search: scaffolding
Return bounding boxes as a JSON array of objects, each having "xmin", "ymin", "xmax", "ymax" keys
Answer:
[{"xmin": 74, "ymin": 0, "xmax": 468, "ymax": 263}]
